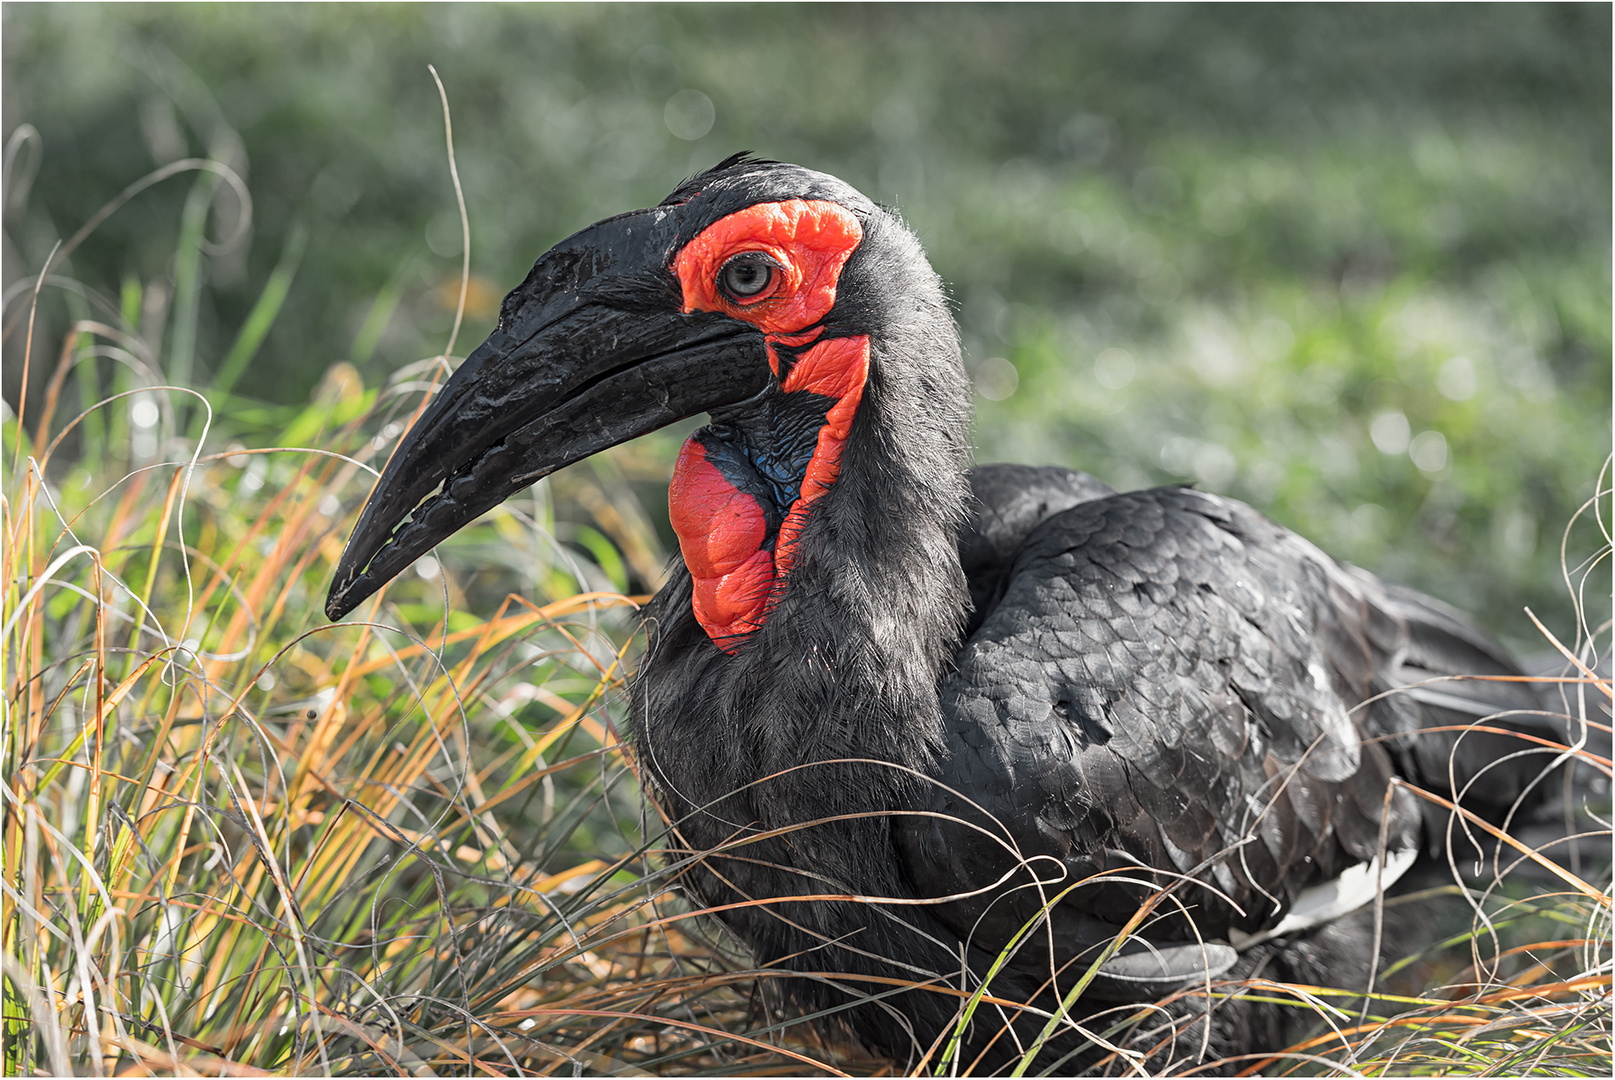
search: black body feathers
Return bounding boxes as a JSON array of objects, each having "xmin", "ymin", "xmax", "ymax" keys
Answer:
[{"xmin": 623, "ymin": 165, "xmax": 1580, "ymax": 1073}]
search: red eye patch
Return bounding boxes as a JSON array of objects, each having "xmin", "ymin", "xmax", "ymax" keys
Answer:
[
  {"xmin": 673, "ymin": 200, "xmax": 863, "ymax": 336},
  {"xmin": 668, "ymin": 199, "xmax": 869, "ymax": 652}
]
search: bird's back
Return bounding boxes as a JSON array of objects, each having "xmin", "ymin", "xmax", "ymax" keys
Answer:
[{"xmin": 905, "ymin": 475, "xmax": 1571, "ymax": 1013}]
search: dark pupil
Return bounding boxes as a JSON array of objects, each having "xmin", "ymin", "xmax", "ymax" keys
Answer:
[{"xmin": 723, "ymin": 257, "xmax": 771, "ymax": 297}]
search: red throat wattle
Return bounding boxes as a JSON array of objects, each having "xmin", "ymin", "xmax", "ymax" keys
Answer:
[{"xmin": 667, "ymin": 200, "xmax": 870, "ymax": 651}]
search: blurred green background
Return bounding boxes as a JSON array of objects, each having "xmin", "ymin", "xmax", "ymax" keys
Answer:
[{"xmin": 4, "ymin": 2, "xmax": 1610, "ymax": 649}]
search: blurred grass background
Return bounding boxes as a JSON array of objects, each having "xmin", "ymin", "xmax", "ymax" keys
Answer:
[
  {"xmin": 2, "ymin": 6, "xmax": 1610, "ymax": 1075},
  {"xmin": 4, "ymin": 3, "xmax": 1611, "ymax": 644}
]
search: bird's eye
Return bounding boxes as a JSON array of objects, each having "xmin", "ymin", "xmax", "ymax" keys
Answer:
[{"xmin": 718, "ymin": 254, "xmax": 775, "ymax": 301}]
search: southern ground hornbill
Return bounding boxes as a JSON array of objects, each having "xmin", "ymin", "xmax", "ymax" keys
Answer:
[{"xmin": 326, "ymin": 156, "xmax": 1597, "ymax": 1071}]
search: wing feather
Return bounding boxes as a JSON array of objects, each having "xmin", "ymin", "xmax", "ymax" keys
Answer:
[{"xmin": 901, "ymin": 483, "xmax": 1545, "ymax": 972}]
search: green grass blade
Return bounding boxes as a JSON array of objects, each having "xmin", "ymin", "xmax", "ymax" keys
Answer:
[{"xmin": 209, "ymin": 222, "xmax": 307, "ymax": 399}]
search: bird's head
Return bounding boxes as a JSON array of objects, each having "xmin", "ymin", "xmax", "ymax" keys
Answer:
[{"xmin": 327, "ymin": 156, "xmax": 967, "ymax": 651}]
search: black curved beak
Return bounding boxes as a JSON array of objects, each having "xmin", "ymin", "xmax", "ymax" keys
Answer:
[{"xmin": 326, "ymin": 210, "xmax": 771, "ymax": 620}]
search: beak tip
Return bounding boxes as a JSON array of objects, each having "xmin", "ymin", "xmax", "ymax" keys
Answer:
[{"xmin": 325, "ymin": 576, "xmax": 363, "ymax": 621}]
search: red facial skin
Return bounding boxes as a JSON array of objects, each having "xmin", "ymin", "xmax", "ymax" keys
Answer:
[
  {"xmin": 773, "ymin": 336, "xmax": 868, "ymax": 579},
  {"xmin": 666, "ymin": 440, "xmax": 777, "ymax": 642},
  {"xmin": 668, "ymin": 200, "xmax": 869, "ymax": 650}
]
